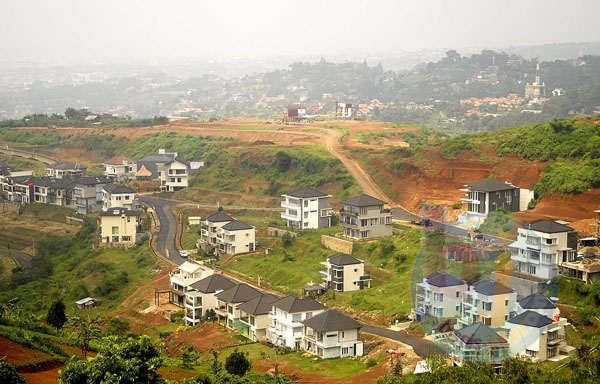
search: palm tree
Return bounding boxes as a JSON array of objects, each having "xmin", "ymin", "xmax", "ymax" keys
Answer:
[{"xmin": 67, "ymin": 314, "xmax": 103, "ymax": 358}]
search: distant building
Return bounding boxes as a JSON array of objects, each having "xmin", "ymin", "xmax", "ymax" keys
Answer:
[
  {"xmin": 335, "ymin": 101, "xmax": 353, "ymax": 118},
  {"xmin": 340, "ymin": 194, "xmax": 392, "ymax": 239},
  {"xmin": 215, "ymin": 283, "xmax": 263, "ymax": 328},
  {"xmin": 281, "ymin": 187, "xmax": 332, "ymax": 229},
  {"xmin": 136, "ymin": 149, "xmax": 191, "ymax": 191},
  {"xmin": 103, "ymin": 156, "xmax": 137, "ymax": 180},
  {"xmin": 102, "ymin": 184, "xmax": 137, "ymax": 211},
  {"xmin": 217, "ymin": 220, "xmax": 256, "ymax": 255},
  {"xmin": 320, "ymin": 253, "xmax": 370, "ymax": 292},
  {"xmin": 237, "ymin": 294, "xmax": 281, "ymax": 341},
  {"xmin": 46, "ymin": 162, "xmax": 87, "ymax": 179},
  {"xmin": 458, "ymin": 279, "xmax": 517, "ymax": 328},
  {"xmin": 302, "ymin": 309, "xmax": 364, "ymax": 359},
  {"xmin": 184, "ymin": 274, "xmax": 236, "ymax": 326},
  {"xmin": 98, "ymin": 208, "xmax": 140, "ymax": 247},
  {"xmin": 450, "ymin": 323, "xmax": 510, "ymax": 366},
  {"xmin": 73, "ymin": 176, "xmax": 112, "ymax": 215},
  {"xmin": 169, "ymin": 261, "xmax": 214, "ymax": 307},
  {"xmin": 267, "ymin": 296, "xmax": 326, "ymax": 349},
  {"xmin": 524, "ymin": 61, "xmax": 546, "ymax": 100},
  {"xmin": 284, "ymin": 105, "xmax": 306, "ymax": 123},
  {"xmin": 413, "ymin": 272, "xmax": 469, "ymax": 321}
]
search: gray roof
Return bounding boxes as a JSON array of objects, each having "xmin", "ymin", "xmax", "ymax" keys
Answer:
[
  {"xmin": 467, "ymin": 178, "xmax": 516, "ymax": 192},
  {"xmin": 518, "ymin": 293, "xmax": 556, "ymax": 310},
  {"xmin": 341, "ymin": 194, "xmax": 387, "ymax": 207},
  {"xmin": 47, "ymin": 161, "xmax": 87, "ymax": 170},
  {"xmin": 99, "ymin": 208, "xmax": 140, "ymax": 217},
  {"xmin": 215, "ymin": 283, "xmax": 262, "ymax": 304},
  {"xmin": 272, "ymin": 295, "xmax": 326, "ymax": 313},
  {"xmin": 221, "ymin": 220, "xmax": 253, "ymax": 231},
  {"xmin": 328, "ymin": 253, "xmax": 362, "ymax": 266},
  {"xmin": 103, "ymin": 183, "xmax": 135, "ymax": 194},
  {"xmin": 426, "ymin": 272, "xmax": 465, "ymax": 288},
  {"xmin": 285, "ymin": 187, "xmax": 328, "ymax": 198},
  {"xmin": 454, "ymin": 323, "xmax": 507, "ymax": 345},
  {"xmin": 527, "ymin": 219, "xmax": 574, "ymax": 234},
  {"xmin": 0, "ymin": 164, "xmax": 11, "ymax": 176},
  {"xmin": 75, "ymin": 176, "xmax": 113, "ymax": 186},
  {"xmin": 507, "ymin": 310, "xmax": 553, "ymax": 328},
  {"xmin": 165, "ymin": 157, "xmax": 191, "ymax": 167},
  {"xmin": 136, "ymin": 153, "xmax": 177, "ymax": 179},
  {"xmin": 206, "ymin": 212, "xmax": 234, "ymax": 223},
  {"xmin": 237, "ymin": 294, "xmax": 281, "ymax": 316},
  {"xmin": 473, "ymin": 279, "xmax": 512, "ymax": 296},
  {"xmin": 189, "ymin": 274, "xmax": 236, "ymax": 294},
  {"xmin": 302, "ymin": 309, "xmax": 362, "ymax": 333}
]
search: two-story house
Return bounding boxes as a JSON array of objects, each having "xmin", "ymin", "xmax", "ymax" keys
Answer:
[
  {"xmin": 102, "ymin": 184, "xmax": 137, "ymax": 211},
  {"xmin": 237, "ymin": 294, "xmax": 281, "ymax": 341},
  {"xmin": 215, "ymin": 283, "xmax": 263, "ymax": 328},
  {"xmin": 320, "ymin": 253, "xmax": 371, "ymax": 292},
  {"xmin": 280, "ymin": 187, "xmax": 332, "ymax": 229},
  {"xmin": 515, "ymin": 293, "xmax": 560, "ymax": 320},
  {"xmin": 34, "ymin": 177, "xmax": 76, "ymax": 207},
  {"xmin": 460, "ymin": 178, "xmax": 533, "ymax": 225},
  {"xmin": 413, "ymin": 272, "xmax": 469, "ymax": 321},
  {"xmin": 302, "ymin": 309, "xmax": 364, "ymax": 359},
  {"xmin": 99, "ymin": 208, "xmax": 140, "ymax": 247},
  {"xmin": 450, "ymin": 322, "xmax": 511, "ymax": 366},
  {"xmin": 267, "ymin": 296, "xmax": 326, "ymax": 349},
  {"xmin": 217, "ymin": 220, "xmax": 256, "ymax": 255},
  {"xmin": 510, "ymin": 219, "xmax": 578, "ymax": 282},
  {"xmin": 46, "ymin": 162, "xmax": 87, "ymax": 179},
  {"xmin": 169, "ymin": 261, "xmax": 214, "ymax": 307},
  {"xmin": 103, "ymin": 156, "xmax": 137, "ymax": 180},
  {"xmin": 340, "ymin": 194, "xmax": 392, "ymax": 239},
  {"xmin": 458, "ymin": 279, "xmax": 516, "ymax": 328},
  {"xmin": 73, "ymin": 176, "xmax": 112, "ymax": 214},
  {"xmin": 184, "ymin": 274, "xmax": 236, "ymax": 326},
  {"xmin": 136, "ymin": 149, "xmax": 191, "ymax": 192},
  {"xmin": 199, "ymin": 212, "xmax": 234, "ymax": 249}
]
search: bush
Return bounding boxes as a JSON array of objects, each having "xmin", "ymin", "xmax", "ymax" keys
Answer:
[
  {"xmin": 573, "ymin": 306, "xmax": 596, "ymax": 326},
  {"xmin": 366, "ymin": 358, "xmax": 378, "ymax": 368},
  {"xmin": 0, "ymin": 358, "xmax": 25, "ymax": 384},
  {"xmin": 451, "ymin": 202, "xmax": 461, "ymax": 209},
  {"xmin": 225, "ymin": 348, "xmax": 251, "ymax": 376}
]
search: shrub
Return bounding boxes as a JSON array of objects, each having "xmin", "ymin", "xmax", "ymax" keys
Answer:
[
  {"xmin": 366, "ymin": 358, "xmax": 378, "ymax": 368},
  {"xmin": 451, "ymin": 202, "xmax": 461, "ymax": 209},
  {"xmin": 225, "ymin": 348, "xmax": 251, "ymax": 376}
]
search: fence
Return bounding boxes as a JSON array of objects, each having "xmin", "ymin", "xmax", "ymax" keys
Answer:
[
  {"xmin": 267, "ymin": 227, "xmax": 298, "ymax": 238},
  {"xmin": 66, "ymin": 216, "xmax": 84, "ymax": 226},
  {"xmin": 321, "ymin": 235, "xmax": 353, "ymax": 254}
]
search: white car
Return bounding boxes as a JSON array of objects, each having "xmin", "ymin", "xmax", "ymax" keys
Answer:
[{"xmin": 179, "ymin": 251, "xmax": 189, "ymax": 258}]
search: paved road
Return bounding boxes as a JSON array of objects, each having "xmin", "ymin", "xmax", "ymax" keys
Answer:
[
  {"xmin": 362, "ymin": 325, "xmax": 445, "ymax": 358},
  {"xmin": 0, "ymin": 247, "xmax": 32, "ymax": 269},
  {"xmin": 139, "ymin": 196, "xmax": 186, "ymax": 265}
]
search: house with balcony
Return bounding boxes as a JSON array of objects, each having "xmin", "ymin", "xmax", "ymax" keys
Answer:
[
  {"xmin": 237, "ymin": 294, "xmax": 281, "ymax": 341},
  {"xmin": 516, "ymin": 293, "xmax": 560, "ymax": 320},
  {"xmin": 320, "ymin": 253, "xmax": 370, "ymax": 292},
  {"xmin": 184, "ymin": 274, "xmax": 236, "ymax": 326},
  {"xmin": 280, "ymin": 187, "xmax": 332, "ymax": 229},
  {"xmin": 302, "ymin": 309, "xmax": 363, "ymax": 359},
  {"xmin": 199, "ymin": 212, "xmax": 234, "ymax": 250},
  {"xmin": 458, "ymin": 279, "xmax": 516, "ymax": 328},
  {"xmin": 34, "ymin": 177, "xmax": 76, "ymax": 207},
  {"xmin": 214, "ymin": 283, "xmax": 263, "ymax": 328},
  {"xmin": 340, "ymin": 194, "xmax": 392, "ymax": 240},
  {"xmin": 559, "ymin": 257, "xmax": 600, "ymax": 284},
  {"xmin": 460, "ymin": 178, "xmax": 533, "ymax": 226},
  {"xmin": 46, "ymin": 162, "xmax": 87, "ymax": 179},
  {"xmin": 102, "ymin": 184, "xmax": 137, "ymax": 211},
  {"xmin": 509, "ymin": 219, "xmax": 578, "ymax": 296},
  {"xmin": 136, "ymin": 149, "xmax": 191, "ymax": 192},
  {"xmin": 449, "ymin": 322, "xmax": 510, "ymax": 366},
  {"xmin": 413, "ymin": 272, "xmax": 468, "ymax": 321},
  {"xmin": 267, "ymin": 296, "xmax": 326, "ymax": 349},
  {"xmin": 98, "ymin": 208, "xmax": 140, "ymax": 247},
  {"xmin": 73, "ymin": 176, "xmax": 112, "ymax": 214},
  {"xmin": 103, "ymin": 156, "xmax": 137, "ymax": 180},
  {"xmin": 217, "ymin": 220, "xmax": 256, "ymax": 255},
  {"xmin": 169, "ymin": 261, "xmax": 214, "ymax": 307},
  {"xmin": 504, "ymin": 310, "xmax": 574, "ymax": 362}
]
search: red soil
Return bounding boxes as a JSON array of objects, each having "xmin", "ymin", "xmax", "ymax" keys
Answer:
[
  {"xmin": 164, "ymin": 323, "xmax": 239, "ymax": 356},
  {"xmin": 0, "ymin": 336, "xmax": 52, "ymax": 365}
]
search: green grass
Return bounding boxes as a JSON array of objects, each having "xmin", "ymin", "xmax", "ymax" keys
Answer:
[
  {"xmin": 20, "ymin": 203, "xmax": 75, "ymax": 222},
  {"xmin": 0, "ymin": 154, "xmax": 47, "ymax": 175},
  {"xmin": 0, "ymin": 253, "xmax": 18, "ymax": 281},
  {"xmin": 278, "ymin": 350, "xmax": 373, "ymax": 379},
  {"xmin": 0, "ymin": 225, "xmax": 43, "ymax": 251},
  {"xmin": 182, "ymin": 225, "xmax": 200, "ymax": 249}
]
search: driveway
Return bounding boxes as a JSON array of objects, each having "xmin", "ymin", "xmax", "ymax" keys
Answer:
[
  {"xmin": 139, "ymin": 196, "xmax": 186, "ymax": 265},
  {"xmin": 361, "ymin": 325, "xmax": 445, "ymax": 358}
]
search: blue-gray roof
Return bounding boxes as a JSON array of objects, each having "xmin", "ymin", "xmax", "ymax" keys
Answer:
[
  {"xmin": 426, "ymin": 272, "xmax": 465, "ymax": 288},
  {"xmin": 507, "ymin": 310, "xmax": 553, "ymax": 328},
  {"xmin": 518, "ymin": 293, "xmax": 556, "ymax": 310}
]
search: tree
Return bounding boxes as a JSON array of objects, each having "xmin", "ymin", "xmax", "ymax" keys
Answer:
[
  {"xmin": 181, "ymin": 346, "xmax": 203, "ymax": 369},
  {"xmin": 46, "ymin": 299, "xmax": 67, "ymax": 333},
  {"xmin": 0, "ymin": 357, "xmax": 25, "ymax": 384},
  {"xmin": 205, "ymin": 309, "xmax": 217, "ymax": 324},
  {"xmin": 59, "ymin": 336, "xmax": 166, "ymax": 384},
  {"xmin": 275, "ymin": 151, "xmax": 292, "ymax": 173},
  {"xmin": 105, "ymin": 318, "xmax": 131, "ymax": 337},
  {"xmin": 67, "ymin": 314, "xmax": 103, "ymax": 358},
  {"xmin": 225, "ymin": 348, "xmax": 251, "ymax": 376},
  {"xmin": 281, "ymin": 232, "xmax": 293, "ymax": 248}
]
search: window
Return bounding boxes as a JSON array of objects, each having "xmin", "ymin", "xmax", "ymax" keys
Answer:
[
  {"xmin": 456, "ymin": 291, "xmax": 460, "ymax": 297},
  {"xmin": 304, "ymin": 200, "xmax": 308, "ymax": 207},
  {"xmin": 292, "ymin": 314, "xmax": 301, "ymax": 322},
  {"xmin": 228, "ymin": 305, "xmax": 233, "ymax": 314},
  {"xmin": 526, "ymin": 350, "xmax": 537, "ymax": 357},
  {"xmin": 341, "ymin": 331, "xmax": 345, "ymax": 338},
  {"xmin": 434, "ymin": 293, "xmax": 443, "ymax": 302},
  {"xmin": 505, "ymin": 300, "xmax": 509, "ymax": 306},
  {"xmin": 112, "ymin": 226, "xmax": 119, "ymax": 235},
  {"xmin": 483, "ymin": 302, "xmax": 492, "ymax": 311},
  {"xmin": 304, "ymin": 211, "xmax": 309, "ymax": 219},
  {"xmin": 433, "ymin": 307, "xmax": 443, "ymax": 317},
  {"xmin": 177, "ymin": 178, "xmax": 181, "ymax": 182},
  {"xmin": 125, "ymin": 195, "xmax": 130, "ymax": 200},
  {"xmin": 122, "ymin": 236, "xmax": 131, "ymax": 241},
  {"xmin": 527, "ymin": 265, "xmax": 537, "ymax": 275},
  {"xmin": 306, "ymin": 312, "xmax": 313, "ymax": 319},
  {"xmin": 116, "ymin": 196, "xmax": 121, "ymax": 200},
  {"xmin": 547, "ymin": 348, "xmax": 556, "ymax": 358},
  {"xmin": 250, "ymin": 316, "xmax": 255, "ymax": 326},
  {"xmin": 342, "ymin": 347, "xmax": 349, "ymax": 355}
]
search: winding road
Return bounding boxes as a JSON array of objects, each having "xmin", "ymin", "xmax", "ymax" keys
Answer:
[{"xmin": 139, "ymin": 196, "xmax": 185, "ymax": 264}]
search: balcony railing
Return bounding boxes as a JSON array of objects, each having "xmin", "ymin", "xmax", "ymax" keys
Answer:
[{"xmin": 547, "ymin": 334, "xmax": 566, "ymax": 346}]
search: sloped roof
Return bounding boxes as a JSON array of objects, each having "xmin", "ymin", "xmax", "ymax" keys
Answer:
[
  {"xmin": 302, "ymin": 309, "xmax": 362, "ymax": 333},
  {"xmin": 507, "ymin": 310, "xmax": 553, "ymax": 328},
  {"xmin": 76, "ymin": 176, "xmax": 113, "ymax": 186},
  {"xmin": 284, "ymin": 187, "xmax": 328, "ymax": 198},
  {"xmin": 138, "ymin": 154, "xmax": 176, "ymax": 163},
  {"xmin": 206, "ymin": 212, "xmax": 234, "ymax": 223},
  {"xmin": 135, "ymin": 165, "xmax": 153, "ymax": 177},
  {"xmin": 47, "ymin": 161, "xmax": 87, "ymax": 170},
  {"xmin": 272, "ymin": 295, "xmax": 325, "ymax": 313},
  {"xmin": 189, "ymin": 274, "xmax": 236, "ymax": 294},
  {"xmin": 215, "ymin": 283, "xmax": 262, "ymax": 304},
  {"xmin": 238, "ymin": 294, "xmax": 281, "ymax": 316},
  {"xmin": 99, "ymin": 208, "xmax": 140, "ymax": 217},
  {"xmin": 426, "ymin": 272, "xmax": 465, "ymax": 287},
  {"xmin": 178, "ymin": 261, "xmax": 208, "ymax": 274},
  {"xmin": 104, "ymin": 156, "xmax": 136, "ymax": 165},
  {"xmin": 518, "ymin": 293, "xmax": 556, "ymax": 310},
  {"xmin": 473, "ymin": 279, "xmax": 512, "ymax": 296},
  {"xmin": 454, "ymin": 323, "xmax": 507, "ymax": 345},
  {"xmin": 221, "ymin": 220, "xmax": 253, "ymax": 231},
  {"xmin": 328, "ymin": 253, "xmax": 362, "ymax": 266},
  {"xmin": 341, "ymin": 194, "xmax": 387, "ymax": 207},
  {"xmin": 103, "ymin": 183, "xmax": 135, "ymax": 194},
  {"xmin": 165, "ymin": 157, "xmax": 190, "ymax": 167},
  {"xmin": 527, "ymin": 219, "xmax": 574, "ymax": 233},
  {"xmin": 467, "ymin": 178, "xmax": 516, "ymax": 192}
]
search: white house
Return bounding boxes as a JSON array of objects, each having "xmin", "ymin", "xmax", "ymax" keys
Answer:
[
  {"xmin": 320, "ymin": 253, "xmax": 371, "ymax": 292},
  {"xmin": 216, "ymin": 220, "xmax": 256, "ymax": 255},
  {"xmin": 302, "ymin": 309, "xmax": 363, "ymax": 359},
  {"xmin": 169, "ymin": 261, "xmax": 214, "ymax": 307},
  {"xmin": 215, "ymin": 283, "xmax": 263, "ymax": 328},
  {"xmin": 98, "ymin": 208, "xmax": 140, "ymax": 247},
  {"xmin": 267, "ymin": 296, "xmax": 326, "ymax": 349},
  {"xmin": 515, "ymin": 293, "xmax": 560, "ymax": 320},
  {"xmin": 413, "ymin": 272, "xmax": 469, "ymax": 321},
  {"xmin": 237, "ymin": 294, "xmax": 281, "ymax": 341},
  {"xmin": 458, "ymin": 279, "xmax": 517, "ymax": 328},
  {"xmin": 158, "ymin": 157, "xmax": 190, "ymax": 192},
  {"xmin": 103, "ymin": 156, "xmax": 137, "ymax": 180},
  {"xmin": 102, "ymin": 184, "xmax": 137, "ymax": 211},
  {"xmin": 73, "ymin": 176, "xmax": 112, "ymax": 215},
  {"xmin": 199, "ymin": 212, "xmax": 234, "ymax": 249},
  {"xmin": 281, "ymin": 187, "xmax": 332, "ymax": 229},
  {"xmin": 184, "ymin": 274, "xmax": 236, "ymax": 326},
  {"xmin": 46, "ymin": 162, "xmax": 87, "ymax": 179},
  {"xmin": 510, "ymin": 219, "xmax": 578, "ymax": 281}
]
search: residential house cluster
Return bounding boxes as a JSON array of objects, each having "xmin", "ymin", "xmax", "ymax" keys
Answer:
[{"xmin": 198, "ymin": 212, "xmax": 256, "ymax": 256}]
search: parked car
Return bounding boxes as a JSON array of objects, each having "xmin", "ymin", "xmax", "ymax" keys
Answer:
[{"xmin": 179, "ymin": 251, "xmax": 189, "ymax": 258}]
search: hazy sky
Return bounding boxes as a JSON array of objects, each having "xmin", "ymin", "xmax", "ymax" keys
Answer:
[{"xmin": 1, "ymin": 0, "xmax": 598, "ymax": 64}]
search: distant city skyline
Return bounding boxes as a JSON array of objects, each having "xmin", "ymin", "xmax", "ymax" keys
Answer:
[{"xmin": 1, "ymin": 0, "xmax": 599, "ymax": 65}]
